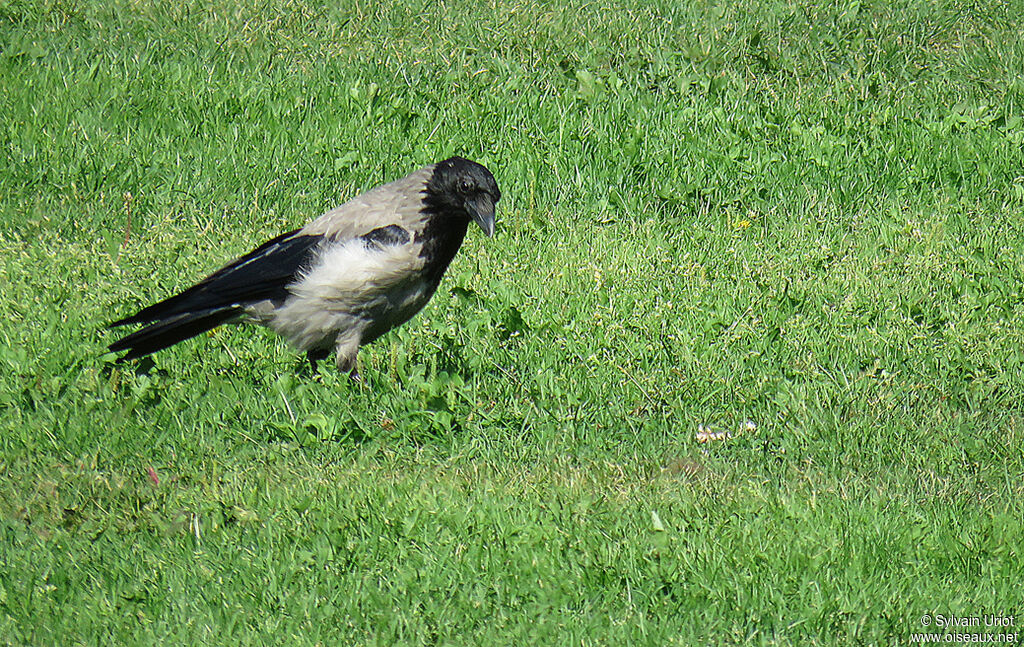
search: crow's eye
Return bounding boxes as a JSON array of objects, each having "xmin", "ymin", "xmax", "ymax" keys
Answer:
[{"xmin": 458, "ymin": 179, "xmax": 475, "ymax": 194}]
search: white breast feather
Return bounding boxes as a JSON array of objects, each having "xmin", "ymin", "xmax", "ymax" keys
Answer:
[{"xmin": 266, "ymin": 240, "xmax": 426, "ymax": 350}]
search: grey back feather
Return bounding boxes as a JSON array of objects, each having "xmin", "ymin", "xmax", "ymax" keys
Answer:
[{"xmin": 300, "ymin": 166, "xmax": 435, "ymax": 239}]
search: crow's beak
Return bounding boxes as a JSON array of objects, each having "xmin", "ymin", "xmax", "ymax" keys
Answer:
[{"xmin": 466, "ymin": 194, "xmax": 496, "ymax": 238}]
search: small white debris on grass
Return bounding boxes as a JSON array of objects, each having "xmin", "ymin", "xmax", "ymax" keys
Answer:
[
  {"xmin": 650, "ymin": 510, "xmax": 666, "ymax": 532},
  {"xmin": 696, "ymin": 424, "xmax": 732, "ymax": 443},
  {"xmin": 695, "ymin": 420, "xmax": 757, "ymax": 443}
]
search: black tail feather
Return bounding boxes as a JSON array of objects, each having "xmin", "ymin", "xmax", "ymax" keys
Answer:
[{"xmin": 108, "ymin": 308, "xmax": 241, "ymax": 361}]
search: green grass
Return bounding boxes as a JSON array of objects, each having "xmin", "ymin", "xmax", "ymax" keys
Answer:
[{"xmin": 2, "ymin": 0, "xmax": 1024, "ymax": 643}]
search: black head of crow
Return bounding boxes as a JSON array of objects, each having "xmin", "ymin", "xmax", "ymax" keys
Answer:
[{"xmin": 108, "ymin": 156, "xmax": 500, "ymax": 378}]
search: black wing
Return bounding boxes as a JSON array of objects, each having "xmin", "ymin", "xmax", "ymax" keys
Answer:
[
  {"xmin": 360, "ymin": 224, "xmax": 411, "ymax": 248},
  {"xmin": 108, "ymin": 229, "xmax": 324, "ymax": 361},
  {"xmin": 110, "ymin": 229, "xmax": 324, "ymax": 328}
]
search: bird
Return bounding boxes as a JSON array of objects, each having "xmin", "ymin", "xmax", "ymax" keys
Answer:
[{"xmin": 108, "ymin": 156, "xmax": 500, "ymax": 378}]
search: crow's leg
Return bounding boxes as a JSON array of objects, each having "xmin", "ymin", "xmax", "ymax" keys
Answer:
[{"xmin": 335, "ymin": 334, "xmax": 362, "ymax": 382}]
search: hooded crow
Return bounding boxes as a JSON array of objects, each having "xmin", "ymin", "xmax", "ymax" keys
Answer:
[{"xmin": 108, "ymin": 156, "xmax": 500, "ymax": 377}]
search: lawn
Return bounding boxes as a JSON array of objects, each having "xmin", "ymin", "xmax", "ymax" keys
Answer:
[{"xmin": 1, "ymin": 0, "xmax": 1023, "ymax": 644}]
